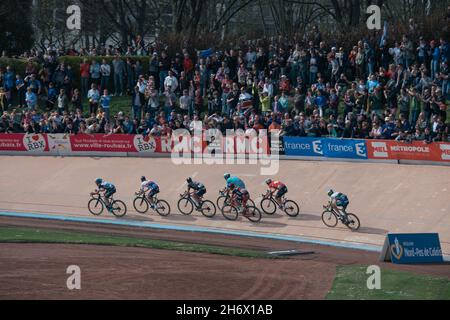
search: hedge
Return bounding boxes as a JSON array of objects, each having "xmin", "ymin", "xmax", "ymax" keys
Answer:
[{"xmin": 0, "ymin": 56, "xmax": 151, "ymax": 90}]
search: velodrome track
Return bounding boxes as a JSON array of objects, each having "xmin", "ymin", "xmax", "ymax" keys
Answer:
[{"xmin": 0, "ymin": 155, "xmax": 449, "ymax": 255}]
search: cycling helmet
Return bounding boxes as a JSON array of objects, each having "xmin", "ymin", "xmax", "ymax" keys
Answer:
[
  {"xmin": 187, "ymin": 177, "xmax": 193, "ymax": 184},
  {"xmin": 95, "ymin": 178, "xmax": 103, "ymax": 185},
  {"xmin": 327, "ymin": 189, "xmax": 334, "ymax": 197},
  {"xmin": 224, "ymin": 173, "xmax": 231, "ymax": 180},
  {"xmin": 228, "ymin": 183, "xmax": 236, "ymax": 189},
  {"xmin": 141, "ymin": 176, "xmax": 147, "ymax": 182},
  {"xmin": 265, "ymin": 178, "xmax": 272, "ymax": 185}
]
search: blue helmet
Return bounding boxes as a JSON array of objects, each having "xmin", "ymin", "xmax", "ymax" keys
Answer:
[
  {"xmin": 224, "ymin": 173, "xmax": 230, "ymax": 180},
  {"xmin": 95, "ymin": 178, "xmax": 103, "ymax": 185}
]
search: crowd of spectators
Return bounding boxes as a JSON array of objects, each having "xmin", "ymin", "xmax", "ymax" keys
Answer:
[{"xmin": 0, "ymin": 27, "xmax": 449, "ymax": 143}]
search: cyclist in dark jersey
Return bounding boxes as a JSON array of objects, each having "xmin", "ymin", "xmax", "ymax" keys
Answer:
[
  {"xmin": 228, "ymin": 183, "xmax": 250, "ymax": 216},
  {"xmin": 186, "ymin": 177, "xmax": 206, "ymax": 207},
  {"xmin": 93, "ymin": 178, "xmax": 116, "ymax": 212}
]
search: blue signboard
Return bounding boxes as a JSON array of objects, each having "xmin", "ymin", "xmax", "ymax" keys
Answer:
[
  {"xmin": 380, "ymin": 233, "xmax": 443, "ymax": 264},
  {"xmin": 322, "ymin": 138, "xmax": 368, "ymax": 159},
  {"xmin": 283, "ymin": 137, "xmax": 368, "ymax": 159},
  {"xmin": 283, "ymin": 137, "xmax": 324, "ymax": 157}
]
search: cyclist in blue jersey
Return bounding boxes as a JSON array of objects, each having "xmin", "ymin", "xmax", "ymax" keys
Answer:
[
  {"xmin": 93, "ymin": 178, "xmax": 116, "ymax": 212},
  {"xmin": 328, "ymin": 189, "xmax": 350, "ymax": 220},
  {"xmin": 223, "ymin": 173, "xmax": 246, "ymax": 189},
  {"xmin": 137, "ymin": 176, "xmax": 159, "ymax": 209}
]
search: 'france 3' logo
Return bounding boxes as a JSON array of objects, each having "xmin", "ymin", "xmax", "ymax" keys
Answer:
[
  {"xmin": 355, "ymin": 142, "xmax": 367, "ymax": 157},
  {"xmin": 312, "ymin": 140, "xmax": 323, "ymax": 155}
]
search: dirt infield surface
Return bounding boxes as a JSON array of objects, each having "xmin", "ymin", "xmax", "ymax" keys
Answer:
[
  {"xmin": 1, "ymin": 217, "xmax": 449, "ymax": 300},
  {"xmin": 0, "ymin": 156, "xmax": 449, "ymax": 254}
]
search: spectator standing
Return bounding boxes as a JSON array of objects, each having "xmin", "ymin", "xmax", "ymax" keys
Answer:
[
  {"xmin": 90, "ymin": 60, "xmax": 101, "ymax": 86},
  {"xmin": 87, "ymin": 83, "xmax": 100, "ymax": 115},
  {"xmin": 57, "ymin": 89, "xmax": 69, "ymax": 115},
  {"xmin": 112, "ymin": 55, "xmax": 125, "ymax": 96},
  {"xmin": 100, "ymin": 89, "xmax": 112, "ymax": 121},
  {"xmin": 132, "ymin": 86, "xmax": 143, "ymax": 121},
  {"xmin": 25, "ymin": 87, "xmax": 37, "ymax": 110},
  {"xmin": 80, "ymin": 59, "xmax": 90, "ymax": 98},
  {"xmin": 100, "ymin": 59, "xmax": 111, "ymax": 92}
]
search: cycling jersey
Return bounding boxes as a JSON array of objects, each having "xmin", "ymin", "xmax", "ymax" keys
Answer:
[
  {"xmin": 99, "ymin": 181, "xmax": 115, "ymax": 191},
  {"xmin": 99, "ymin": 181, "xmax": 116, "ymax": 198},
  {"xmin": 141, "ymin": 181, "xmax": 159, "ymax": 191},
  {"xmin": 227, "ymin": 176, "xmax": 246, "ymax": 189},
  {"xmin": 188, "ymin": 181, "xmax": 205, "ymax": 191},
  {"xmin": 268, "ymin": 181, "xmax": 285, "ymax": 189},
  {"xmin": 331, "ymin": 192, "xmax": 349, "ymax": 207}
]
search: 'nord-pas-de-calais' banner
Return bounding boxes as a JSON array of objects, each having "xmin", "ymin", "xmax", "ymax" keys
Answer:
[
  {"xmin": 380, "ymin": 233, "xmax": 443, "ymax": 264},
  {"xmin": 283, "ymin": 137, "xmax": 367, "ymax": 159}
]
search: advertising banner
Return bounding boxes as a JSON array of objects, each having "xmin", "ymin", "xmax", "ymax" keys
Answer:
[
  {"xmin": 283, "ymin": 137, "xmax": 324, "ymax": 157},
  {"xmin": 283, "ymin": 137, "xmax": 367, "ymax": 159},
  {"xmin": 0, "ymin": 133, "xmax": 49, "ymax": 152},
  {"xmin": 380, "ymin": 233, "xmax": 443, "ymax": 264},
  {"xmin": 367, "ymin": 140, "xmax": 450, "ymax": 162}
]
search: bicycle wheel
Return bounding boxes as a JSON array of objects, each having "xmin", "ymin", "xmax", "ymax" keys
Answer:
[
  {"xmin": 177, "ymin": 197, "xmax": 194, "ymax": 215},
  {"xmin": 322, "ymin": 210, "xmax": 338, "ymax": 228},
  {"xmin": 133, "ymin": 196, "xmax": 149, "ymax": 214},
  {"xmin": 248, "ymin": 198, "xmax": 256, "ymax": 208},
  {"xmin": 221, "ymin": 205, "xmax": 239, "ymax": 221},
  {"xmin": 88, "ymin": 198, "xmax": 104, "ymax": 216},
  {"xmin": 111, "ymin": 200, "xmax": 127, "ymax": 217},
  {"xmin": 260, "ymin": 198, "xmax": 277, "ymax": 215},
  {"xmin": 345, "ymin": 213, "xmax": 361, "ymax": 231},
  {"xmin": 245, "ymin": 206, "xmax": 262, "ymax": 223},
  {"xmin": 284, "ymin": 200, "xmax": 300, "ymax": 217},
  {"xmin": 216, "ymin": 195, "xmax": 229, "ymax": 210},
  {"xmin": 155, "ymin": 200, "xmax": 171, "ymax": 217},
  {"xmin": 200, "ymin": 200, "xmax": 216, "ymax": 218}
]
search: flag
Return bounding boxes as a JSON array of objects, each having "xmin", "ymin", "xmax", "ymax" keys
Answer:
[{"xmin": 380, "ymin": 21, "xmax": 388, "ymax": 47}]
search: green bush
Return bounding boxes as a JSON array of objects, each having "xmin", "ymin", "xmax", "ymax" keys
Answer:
[
  {"xmin": 0, "ymin": 58, "xmax": 38, "ymax": 77},
  {"xmin": 0, "ymin": 56, "xmax": 151, "ymax": 90}
]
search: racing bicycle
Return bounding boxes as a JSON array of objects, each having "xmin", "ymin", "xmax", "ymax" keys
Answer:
[
  {"xmin": 221, "ymin": 196, "xmax": 262, "ymax": 223},
  {"xmin": 260, "ymin": 190, "xmax": 300, "ymax": 217},
  {"xmin": 133, "ymin": 190, "xmax": 171, "ymax": 216},
  {"xmin": 178, "ymin": 190, "xmax": 217, "ymax": 218},
  {"xmin": 216, "ymin": 187, "xmax": 255, "ymax": 210},
  {"xmin": 321, "ymin": 202, "xmax": 360, "ymax": 231},
  {"xmin": 88, "ymin": 191, "xmax": 127, "ymax": 217}
]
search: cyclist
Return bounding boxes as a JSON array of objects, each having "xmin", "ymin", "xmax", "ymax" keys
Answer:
[
  {"xmin": 93, "ymin": 178, "xmax": 116, "ymax": 212},
  {"xmin": 265, "ymin": 178, "xmax": 288, "ymax": 209},
  {"xmin": 138, "ymin": 176, "xmax": 159, "ymax": 209},
  {"xmin": 223, "ymin": 173, "xmax": 246, "ymax": 189},
  {"xmin": 228, "ymin": 183, "xmax": 250, "ymax": 216},
  {"xmin": 327, "ymin": 189, "xmax": 349, "ymax": 221},
  {"xmin": 186, "ymin": 177, "xmax": 206, "ymax": 208}
]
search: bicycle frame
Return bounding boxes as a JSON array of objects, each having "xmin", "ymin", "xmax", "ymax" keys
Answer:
[
  {"xmin": 263, "ymin": 190, "xmax": 287, "ymax": 204},
  {"xmin": 324, "ymin": 203, "xmax": 345, "ymax": 219}
]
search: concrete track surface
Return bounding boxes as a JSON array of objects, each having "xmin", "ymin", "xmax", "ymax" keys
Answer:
[{"xmin": 0, "ymin": 156, "xmax": 449, "ymax": 254}]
